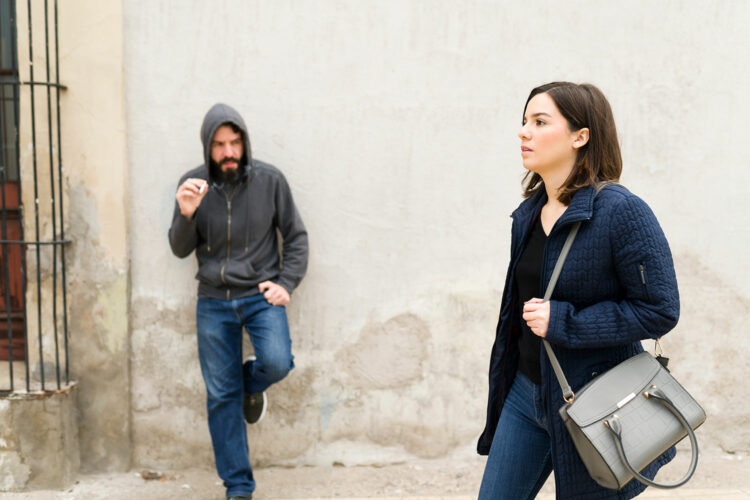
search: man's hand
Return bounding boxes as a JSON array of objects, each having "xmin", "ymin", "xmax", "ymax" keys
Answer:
[
  {"xmin": 259, "ymin": 281, "xmax": 290, "ymax": 306},
  {"xmin": 176, "ymin": 178, "xmax": 209, "ymax": 219},
  {"xmin": 522, "ymin": 298, "xmax": 550, "ymax": 338}
]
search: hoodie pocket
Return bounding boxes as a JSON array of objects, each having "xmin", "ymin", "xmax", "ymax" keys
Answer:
[
  {"xmin": 195, "ymin": 260, "xmax": 224, "ymax": 287},
  {"xmin": 222, "ymin": 258, "xmax": 260, "ymax": 285}
]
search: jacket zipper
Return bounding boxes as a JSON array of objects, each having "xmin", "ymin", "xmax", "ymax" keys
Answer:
[
  {"xmin": 220, "ymin": 185, "xmax": 240, "ymax": 300},
  {"xmin": 498, "ymin": 212, "xmax": 540, "ymax": 414},
  {"xmin": 536, "ymin": 213, "xmax": 550, "ymax": 408},
  {"xmin": 639, "ymin": 263, "xmax": 650, "ymax": 302}
]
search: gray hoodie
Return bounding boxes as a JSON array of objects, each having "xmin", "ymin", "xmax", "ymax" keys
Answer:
[{"xmin": 168, "ymin": 103, "xmax": 308, "ymax": 300}]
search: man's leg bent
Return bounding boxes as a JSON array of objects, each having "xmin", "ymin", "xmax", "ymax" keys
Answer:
[
  {"xmin": 196, "ymin": 297, "xmax": 255, "ymax": 498},
  {"xmin": 240, "ymin": 294, "xmax": 294, "ymax": 394}
]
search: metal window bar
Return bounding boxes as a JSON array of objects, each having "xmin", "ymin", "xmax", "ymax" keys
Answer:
[{"xmin": 0, "ymin": 0, "xmax": 69, "ymax": 396}]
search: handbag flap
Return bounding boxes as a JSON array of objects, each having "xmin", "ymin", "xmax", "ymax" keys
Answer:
[{"xmin": 567, "ymin": 352, "xmax": 662, "ymax": 427}]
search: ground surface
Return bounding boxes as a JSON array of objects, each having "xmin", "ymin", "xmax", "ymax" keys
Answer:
[{"xmin": 1, "ymin": 451, "xmax": 747, "ymax": 499}]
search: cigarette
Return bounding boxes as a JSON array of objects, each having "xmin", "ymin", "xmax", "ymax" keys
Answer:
[{"xmin": 199, "ymin": 182, "xmax": 207, "ymax": 194}]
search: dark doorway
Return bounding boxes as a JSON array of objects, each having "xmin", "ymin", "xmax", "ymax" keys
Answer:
[{"xmin": 0, "ymin": 0, "xmax": 24, "ymax": 362}]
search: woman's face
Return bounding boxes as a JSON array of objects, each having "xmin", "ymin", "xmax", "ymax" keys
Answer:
[{"xmin": 519, "ymin": 92, "xmax": 582, "ymax": 177}]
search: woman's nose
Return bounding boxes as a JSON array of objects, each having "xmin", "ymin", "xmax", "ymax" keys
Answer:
[{"xmin": 518, "ymin": 124, "xmax": 530, "ymax": 140}]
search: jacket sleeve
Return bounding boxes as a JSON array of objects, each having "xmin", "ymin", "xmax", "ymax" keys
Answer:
[
  {"xmin": 273, "ymin": 174, "xmax": 309, "ymax": 294},
  {"xmin": 545, "ymin": 195, "xmax": 679, "ymax": 348},
  {"xmin": 168, "ymin": 183, "xmax": 198, "ymax": 258}
]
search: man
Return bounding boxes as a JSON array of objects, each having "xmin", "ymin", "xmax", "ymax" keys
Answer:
[{"xmin": 169, "ymin": 103, "xmax": 308, "ymax": 500}]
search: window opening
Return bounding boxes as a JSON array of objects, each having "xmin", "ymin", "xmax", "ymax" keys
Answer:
[{"xmin": 0, "ymin": 0, "xmax": 69, "ymax": 395}]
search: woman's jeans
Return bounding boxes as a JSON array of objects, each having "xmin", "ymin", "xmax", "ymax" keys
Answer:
[
  {"xmin": 196, "ymin": 294, "xmax": 294, "ymax": 498},
  {"xmin": 478, "ymin": 372, "xmax": 553, "ymax": 500}
]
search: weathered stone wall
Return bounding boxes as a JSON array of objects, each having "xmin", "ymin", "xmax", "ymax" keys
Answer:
[{"xmin": 119, "ymin": 0, "xmax": 748, "ymax": 470}]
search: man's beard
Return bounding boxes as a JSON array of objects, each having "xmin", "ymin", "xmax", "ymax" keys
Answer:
[{"xmin": 210, "ymin": 157, "xmax": 243, "ymax": 184}]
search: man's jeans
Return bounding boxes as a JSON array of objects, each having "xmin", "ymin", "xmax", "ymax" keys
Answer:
[
  {"xmin": 478, "ymin": 372, "xmax": 553, "ymax": 500},
  {"xmin": 196, "ymin": 294, "xmax": 294, "ymax": 498}
]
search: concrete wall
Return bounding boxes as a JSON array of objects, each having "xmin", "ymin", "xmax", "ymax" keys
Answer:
[
  {"xmin": 64, "ymin": 1, "xmax": 131, "ymax": 471},
  {"xmin": 119, "ymin": 0, "xmax": 750, "ymax": 469}
]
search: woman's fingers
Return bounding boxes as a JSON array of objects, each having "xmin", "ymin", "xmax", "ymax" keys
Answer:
[{"xmin": 522, "ymin": 300, "xmax": 549, "ymax": 338}]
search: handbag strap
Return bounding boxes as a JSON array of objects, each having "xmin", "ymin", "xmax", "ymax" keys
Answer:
[{"xmin": 541, "ymin": 182, "xmax": 617, "ymax": 402}]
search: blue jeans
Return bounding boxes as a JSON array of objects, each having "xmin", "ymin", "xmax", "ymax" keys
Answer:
[
  {"xmin": 478, "ymin": 372, "xmax": 553, "ymax": 500},
  {"xmin": 196, "ymin": 294, "xmax": 294, "ymax": 498}
]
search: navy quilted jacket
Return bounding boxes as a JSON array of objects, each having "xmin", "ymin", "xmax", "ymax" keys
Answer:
[{"xmin": 478, "ymin": 184, "xmax": 680, "ymax": 499}]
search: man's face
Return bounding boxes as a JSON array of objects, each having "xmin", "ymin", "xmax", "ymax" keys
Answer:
[{"xmin": 210, "ymin": 125, "xmax": 244, "ymax": 172}]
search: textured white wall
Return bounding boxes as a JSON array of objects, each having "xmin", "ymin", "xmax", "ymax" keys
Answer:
[{"xmin": 124, "ymin": 0, "xmax": 750, "ymax": 467}]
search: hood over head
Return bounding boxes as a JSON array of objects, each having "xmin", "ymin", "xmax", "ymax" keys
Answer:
[{"xmin": 200, "ymin": 103, "xmax": 253, "ymax": 183}]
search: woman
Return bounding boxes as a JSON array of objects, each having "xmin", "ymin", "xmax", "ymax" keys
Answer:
[{"xmin": 477, "ymin": 82, "xmax": 679, "ymax": 499}]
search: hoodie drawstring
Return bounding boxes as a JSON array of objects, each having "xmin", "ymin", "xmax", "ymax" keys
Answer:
[{"xmin": 207, "ymin": 220, "xmax": 211, "ymax": 254}]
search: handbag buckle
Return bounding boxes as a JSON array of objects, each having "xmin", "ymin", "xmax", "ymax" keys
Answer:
[{"xmin": 617, "ymin": 392, "xmax": 636, "ymax": 408}]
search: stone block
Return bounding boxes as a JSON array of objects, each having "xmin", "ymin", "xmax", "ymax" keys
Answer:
[{"xmin": 0, "ymin": 383, "xmax": 80, "ymax": 491}]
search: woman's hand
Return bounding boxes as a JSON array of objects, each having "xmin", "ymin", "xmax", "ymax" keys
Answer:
[{"xmin": 523, "ymin": 298, "xmax": 550, "ymax": 338}]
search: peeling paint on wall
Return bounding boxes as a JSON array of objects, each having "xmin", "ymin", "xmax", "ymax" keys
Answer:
[
  {"xmin": 64, "ymin": 184, "xmax": 130, "ymax": 472},
  {"xmin": 337, "ymin": 313, "xmax": 429, "ymax": 390}
]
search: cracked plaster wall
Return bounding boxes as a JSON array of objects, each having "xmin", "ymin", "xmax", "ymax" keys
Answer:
[{"xmin": 120, "ymin": 0, "xmax": 750, "ymax": 471}]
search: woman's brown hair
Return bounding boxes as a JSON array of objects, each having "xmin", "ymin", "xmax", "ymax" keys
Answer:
[{"xmin": 521, "ymin": 82, "xmax": 622, "ymax": 204}]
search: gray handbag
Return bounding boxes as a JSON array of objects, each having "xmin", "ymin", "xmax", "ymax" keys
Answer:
[{"xmin": 541, "ymin": 184, "xmax": 706, "ymax": 490}]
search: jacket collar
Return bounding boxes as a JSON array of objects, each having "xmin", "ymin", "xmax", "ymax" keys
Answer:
[{"xmin": 511, "ymin": 184, "xmax": 597, "ymax": 235}]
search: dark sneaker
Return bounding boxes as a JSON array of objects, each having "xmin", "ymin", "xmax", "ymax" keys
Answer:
[
  {"xmin": 227, "ymin": 496, "xmax": 252, "ymax": 500},
  {"xmin": 243, "ymin": 354, "xmax": 266, "ymax": 424},
  {"xmin": 243, "ymin": 391, "xmax": 267, "ymax": 424}
]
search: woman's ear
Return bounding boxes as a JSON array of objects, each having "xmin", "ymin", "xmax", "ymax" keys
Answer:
[{"xmin": 573, "ymin": 128, "xmax": 590, "ymax": 149}]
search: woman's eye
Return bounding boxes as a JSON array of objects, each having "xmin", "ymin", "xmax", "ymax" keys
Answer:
[{"xmin": 536, "ymin": 119, "xmax": 545, "ymax": 126}]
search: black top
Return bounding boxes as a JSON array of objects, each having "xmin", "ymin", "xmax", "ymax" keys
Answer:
[{"xmin": 515, "ymin": 214, "xmax": 547, "ymax": 385}]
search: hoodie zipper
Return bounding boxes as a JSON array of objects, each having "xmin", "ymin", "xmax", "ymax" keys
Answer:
[{"xmin": 220, "ymin": 184, "xmax": 241, "ymax": 300}]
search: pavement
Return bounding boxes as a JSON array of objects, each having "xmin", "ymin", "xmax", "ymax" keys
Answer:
[{"xmin": 0, "ymin": 450, "xmax": 747, "ymax": 499}]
